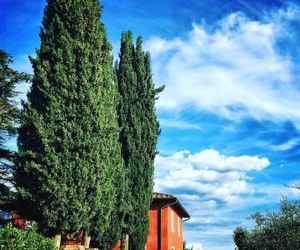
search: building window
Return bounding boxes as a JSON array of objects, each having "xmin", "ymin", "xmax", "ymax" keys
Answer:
[
  {"xmin": 178, "ymin": 217, "xmax": 181, "ymax": 237},
  {"xmin": 171, "ymin": 210, "xmax": 175, "ymax": 233}
]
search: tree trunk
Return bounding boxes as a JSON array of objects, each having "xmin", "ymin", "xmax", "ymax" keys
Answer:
[
  {"xmin": 52, "ymin": 234, "xmax": 61, "ymax": 248},
  {"xmin": 121, "ymin": 233, "xmax": 129, "ymax": 250},
  {"xmin": 83, "ymin": 235, "xmax": 91, "ymax": 249}
]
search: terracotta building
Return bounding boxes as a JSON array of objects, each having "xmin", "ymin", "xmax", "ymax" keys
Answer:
[
  {"xmin": 145, "ymin": 192, "xmax": 190, "ymax": 250},
  {"xmin": 113, "ymin": 192, "xmax": 190, "ymax": 250}
]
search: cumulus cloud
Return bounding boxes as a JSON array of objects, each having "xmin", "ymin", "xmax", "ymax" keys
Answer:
[
  {"xmin": 154, "ymin": 149, "xmax": 300, "ymax": 250},
  {"xmin": 154, "ymin": 150, "xmax": 269, "ymax": 249},
  {"xmin": 154, "ymin": 149, "xmax": 269, "ymax": 204},
  {"xmin": 146, "ymin": 5, "xmax": 300, "ymax": 126}
]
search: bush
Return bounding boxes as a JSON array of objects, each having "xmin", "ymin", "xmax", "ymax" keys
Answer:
[{"xmin": 0, "ymin": 224, "xmax": 56, "ymax": 250}]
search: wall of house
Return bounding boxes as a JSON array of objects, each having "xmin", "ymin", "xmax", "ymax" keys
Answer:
[
  {"xmin": 166, "ymin": 206, "xmax": 183, "ymax": 250},
  {"xmin": 146, "ymin": 206, "xmax": 159, "ymax": 250},
  {"xmin": 147, "ymin": 205, "xmax": 184, "ymax": 250},
  {"xmin": 113, "ymin": 203, "xmax": 185, "ymax": 250},
  {"xmin": 161, "ymin": 206, "xmax": 169, "ymax": 250}
]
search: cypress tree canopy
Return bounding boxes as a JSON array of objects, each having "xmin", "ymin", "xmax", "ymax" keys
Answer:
[
  {"xmin": 116, "ymin": 31, "xmax": 164, "ymax": 250},
  {"xmin": 15, "ymin": 0, "xmax": 124, "ymax": 238}
]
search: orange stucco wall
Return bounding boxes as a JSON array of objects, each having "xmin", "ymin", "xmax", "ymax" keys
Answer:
[
  {"xmin": 113, "ymin": 203, "xmax": 184, "ymax": 250},
  {"xmin": 160, "ymin": 206, "xmax": 169, "ymax": 250},
  {"xmin": 165, "ymin": 206, "xmax": 183, "ymax": 250},
  {"xmin": 146, "ymin": 207, "xmax": 159, "ymax": 249},
  {"xmin": 145, "ymin": 204, "xmax": 184, "ymax": 250}
]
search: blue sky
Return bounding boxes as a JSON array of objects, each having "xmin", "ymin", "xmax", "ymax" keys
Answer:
[{"xmin": 1, "ymin": 0, "xmax": 300, "ymax": 249}]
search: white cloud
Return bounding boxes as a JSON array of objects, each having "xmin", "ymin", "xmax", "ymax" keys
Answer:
[
  {"xmin": 154, "ymin": 149, "xmax": 300, "ymax": 250},
  {"xmin": 154, "ymin": 149, "xmax": 269, "ymax": 205},
  {"xmin": 186, "ymin": 242, "xmax": 204, "ymax": 250},
  {"xmin": 159, "ymin": 118, "xmax": 202, "ymax": 130},
  {"xmin": 270, "ymin": 138, "xmax": 300, "ymax": 151},
  {"xmin": 154, "ymin": 149, "xmax": 270, "ymax": 249},
  {"xmin": 146, "ymin": 6, "xmax": 300, "ymax": 126},
  {"xmin": 11, "ymin": 55, "xmax": 32, "ymax": 105},
  {"xmin": 15, "ymin": 82, "xmax": 31, "ymax": 106},
  {"xmin": 145, "ymin": 37, "xmax": 183, "ymax": 57}
]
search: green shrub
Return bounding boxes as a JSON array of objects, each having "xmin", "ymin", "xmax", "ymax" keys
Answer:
[{"xmin": 0, "ymin": 224, "xmax": 56, "ymax": 250}]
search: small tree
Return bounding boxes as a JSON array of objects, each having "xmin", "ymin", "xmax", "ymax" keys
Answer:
[
  {"xmin": 0, "ymin": 50, "xmax": 30, "ymax": 224},
  {"xmin": 233, "ymin": 197, "xmax": 300, "ymax": 250}
]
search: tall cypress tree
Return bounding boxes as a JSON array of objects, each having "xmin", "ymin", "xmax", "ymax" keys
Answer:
[
  {"xmin": 116, "ymin": 31, "xmax": 163, "ymax": 250},
  {"xmin": 15, "ymin": 0, "xmax": 124, "ymax": 240}
]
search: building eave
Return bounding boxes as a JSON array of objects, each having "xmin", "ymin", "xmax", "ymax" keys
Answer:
[{"xmin": 153, "ymin": 192, "xmax": 190, "ymax": 219}]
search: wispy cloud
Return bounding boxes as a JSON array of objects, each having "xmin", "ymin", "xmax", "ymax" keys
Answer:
[
  {"xmin": 270, "ymin": 138, "xmax": 300, "ymax": 151},
  {"xmin": 146, "ymin": 4, "xmax": 300, "ymax": 127},
  {"xmin": 159, "ymin": 118, "xmax": 202, "ymax": 130}
]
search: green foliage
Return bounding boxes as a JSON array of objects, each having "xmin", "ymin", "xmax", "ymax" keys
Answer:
[
  {"xmin": 233, "ymin": 227, "xmax": 248, "ymax": 250},
  {"xmin": 15, "ymin": 0, "xmax": 124, "ymax": 240},
  {"xmin": 0, "ymin": 50, "xmax": 30, "ymax": 224},
  {"xmin": 233, "ymin": 198, "xmax": 300, "ymax": 250},
  {"xmin": 116, "ymin": 31, "xmax": 163, "ymax": 250},
  {"xmin": 96, "ymin": 215, "xmax": 120, "ymax": 250},
  {"xmin": 0, "ymin": 49, "xmax": 30, "ymax": 141},
  {"xmin": 94, "ymin": 165, "xmax": 128, "ymax": 250},
  {"xmin": 0, "ymin": 224, "xmax": 56, "ymax": 250}
]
